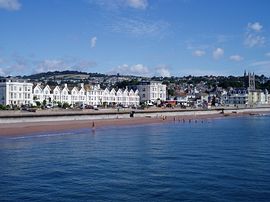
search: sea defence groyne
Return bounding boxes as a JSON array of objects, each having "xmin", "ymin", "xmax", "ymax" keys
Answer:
[{"xmin": 1, "ymin": 107, "xmax": 270, "ymax": 124}]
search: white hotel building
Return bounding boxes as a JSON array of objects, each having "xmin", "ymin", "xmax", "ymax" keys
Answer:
[
  {"xmin": 0, "ymin": 79, "xmax": 140, "ymax": 107},
  {"xmin": 136, "ymin": 81, "xmax": 167, "ymax": 103},
  {"xmin": 0, "ymin": 79, "xmax": 33, "ymax": 105}
]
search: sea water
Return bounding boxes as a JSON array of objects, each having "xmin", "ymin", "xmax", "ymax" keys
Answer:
[{"xmin": 1, "ymin": 116, "xmax": 270, "ymax": 201}]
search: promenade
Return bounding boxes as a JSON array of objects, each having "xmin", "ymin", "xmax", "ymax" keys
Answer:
[{"xmin": 1, "ymin": 106, "xmax": 270, "ymax": 136}]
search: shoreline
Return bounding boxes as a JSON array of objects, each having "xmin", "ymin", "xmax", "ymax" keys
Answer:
[{"xmin": 0, "ymin": 109, "xmax": 268, "ymax": 137}]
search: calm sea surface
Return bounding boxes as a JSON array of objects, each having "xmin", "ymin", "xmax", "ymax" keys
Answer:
[{"xmin": 1, "ymin": 115, "xmax": 270, "ymax": 201}]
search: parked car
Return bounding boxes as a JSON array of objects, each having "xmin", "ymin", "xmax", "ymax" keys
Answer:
[
  {"xmin": 45, "ymin": 104, "xmax": 53, "ymax": 109},
  {"xmin": 85, "ymin": 105, "xmax": 94, "ymax": 109}
]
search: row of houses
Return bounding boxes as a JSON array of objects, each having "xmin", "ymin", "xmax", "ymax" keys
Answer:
[
  {"xmin": 222, "ymin": 88, "xmax": 269, "ymax": 106},
  {"xmin": 2, "ymin": 75, "xmax": 268, "ymax": 108},
  {"xmin": 168, "ymin": 88, "xmax": 269, "ymax": 108},
  {"xmin": 167, "ymin": 73, "xmax": 270, "ymax": 108},
  {"xmin": 0, "ymin": 79, "xmax": 140, "ymax": 107},
  {"xmin": 0, "ymin": 79, "xmax": 168, "ymax": 107}
]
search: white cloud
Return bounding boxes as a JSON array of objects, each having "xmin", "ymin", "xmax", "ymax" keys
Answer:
[
  {"xmin": 110, "ymin": 17, "xmax": 170, "ymax": 37},
  {"xmin": 110, "ymin": 64, "xmax": 173, "ymax": 77},
  {"xmin": 0, "ymin": 55, "xmax": 29, "ymax": 76},
  {"xmin": 36, "ymin": 59, "xmax": 65, "ymax": 73},
  {"xmin": 109, "ymin": 64, "xmax": 149, "ymax": 76},
  {"xmin": 192, "ymin": 50, "xmax": 206, "ymax": 57},
  {"xmin": 250, "ymin": 60, "xmax": 270, "ymax": 67},
  {"xmin": 126, "ymin": 0, "xmax": 148, "ymax": 9},
  {"xmin": 248, "ymin": 22, "xmax": 263, "ymax": 32},
  {"xmin": 244, "ymin": 34, "xmax": 265, "ymax": 47},
  {"xmin": 213, "ymin": 48, "xmax": 224, "ymax": 60},
  {"xmin": 35, "ymin": 58, "xmax": 96, "ymax": 73},
  {"xmin": 90, "ymin": 36, "xmax": 97, "ymax": 48},
  {"xmin": 265, "ymin": 52, "xmax": 270, "ymax": 57},
  {"xmin": 88, "ymin": 0, "xmax": 148, "ymax": 10},
  {"xmin": 0, "ymin": 54, "xmax": 96, "ymax": 75},
  {"xmin": 229, "ymin": 55, "xmax": 244, "ymax": 62},
  {"xmin": 0, "ymin": 0, "xmax": 21, "ymax": 11},
  {"xmin": 155, "ymin": 65, "xmax": 171, "ymax": 77},
  {"xmin": 244, "ymin": 22, "xmax": 265, "ymax": 47}
]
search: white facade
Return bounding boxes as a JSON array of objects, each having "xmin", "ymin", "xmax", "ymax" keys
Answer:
[
  {"xmin": 222, "ymin": 88, "xmax": 269, "ymax": 106},
  {"xmin": 137, "ymin": 81, "xmax": 167, "ymax": 103},
  {"xmin": 248, "ymin": 90, "xmax": 269, "ymax": 105},
  {"xmin": 0, "ymin": 80, "xmax": 140, "ymax": 107},
  {"xmin": 0, "ymin": 79, "xmax": 33, "ymax": 106},
  {"xmin": 222, "ymin": 89, "xmax": 249, "ymax": 106},
  {"xmin": 32, "ymin": 83, "xmax": 140, "ymax": 107},
  {"xmin": 86, "ymin": 85, "xmax": 139, "ymax": 107}
]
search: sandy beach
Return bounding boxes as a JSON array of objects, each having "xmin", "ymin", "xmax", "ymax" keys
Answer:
[{"xmin": 0, "ymin": 109, "xmax": 263, "ymax": 137}]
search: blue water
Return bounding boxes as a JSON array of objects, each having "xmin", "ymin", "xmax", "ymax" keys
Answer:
[{"xmin": 1, "ymin": 116, "xmax": 270, "ymax": 201}]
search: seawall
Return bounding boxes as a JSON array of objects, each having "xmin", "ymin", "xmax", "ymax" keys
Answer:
[{"xmin": 1, "ymin": 107, "xmax": 270, "ymax": 124}]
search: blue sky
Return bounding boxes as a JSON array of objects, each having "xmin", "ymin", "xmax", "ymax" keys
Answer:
[{"xmin": 0, "ymin": 0, "xmax": 270, "ymax": 77}]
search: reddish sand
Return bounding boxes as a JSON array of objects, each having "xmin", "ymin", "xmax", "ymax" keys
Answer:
[{"xmin": 0, "ymin": 112, "xmax": 251, "ymax": 137}]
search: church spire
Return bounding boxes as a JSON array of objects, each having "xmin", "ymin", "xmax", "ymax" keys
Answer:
[{"xmin": 248, "ymin": 72, "xmax": 255, "ymax": 91}]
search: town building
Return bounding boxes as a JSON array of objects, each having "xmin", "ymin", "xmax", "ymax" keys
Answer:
[
  {"xmin": 222, "ymin": 88, "xmax": 249, "ymax": 106},
  {"xmin": 0, "ymin": 78, "xmax": 33, "ymax": 106},
  {"xmin": 222, "ymin": 72, "xmax": 269, "ymax": 106},
  {"xmin": 0, "ymin": 79, "xmax": 140, "ymax": 107},
  {"xmin": 246, "ymin": 72, "xmax": 269, "ymax": 105},
  {"xmin": 136, "ymin": 81, "xmax": 167, "ymax": 103}
]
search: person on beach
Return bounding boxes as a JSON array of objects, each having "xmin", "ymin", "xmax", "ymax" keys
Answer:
[{"xmin": 92, "ymin": 121, "xmax": 95, "ymax": 131}]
